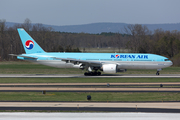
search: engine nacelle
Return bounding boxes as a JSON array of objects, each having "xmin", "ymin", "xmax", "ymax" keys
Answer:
[
  {"xmin": 102, "ymin": 64, "xmax": 117, "ymax": 73},
  {"xmin": 101, "ymin": 64, "xmax": 127, "ymax": 73}
]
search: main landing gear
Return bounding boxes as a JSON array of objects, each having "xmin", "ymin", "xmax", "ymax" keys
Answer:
[
  {"xmin": 84, "ymin": 72, "xmax": 101, "ymax": 76},
  {"xmin": 84, "ymin": 66, "xmax": 101, "ymax": 76}
]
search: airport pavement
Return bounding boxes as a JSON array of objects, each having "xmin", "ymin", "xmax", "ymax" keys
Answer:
[
  {"xmin": 0, "ymin": 82, "xmax": 180, "ymax": 86},
  {"xmin": 0, "ymin": 102, "xmax": 179, "ymax": 109},
  {"xmin": 1, "ymin": 113, "xmax": 180, "ymax": 120},
  {"xmin": 0, "ymin": 87, "xmax": 180, "ymax": 92},
  {"xmin": 1, "ymin": 102, "xmax": 180, "ymax": 112},
  {"xmin": 0, "ymin": 74, "xmax": 180, "ymax": 78}
]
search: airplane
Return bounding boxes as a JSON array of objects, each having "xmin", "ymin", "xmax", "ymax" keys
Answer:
[{"xmin": 10, "ymin": 28, "xmax": 173, "ymax": 76}]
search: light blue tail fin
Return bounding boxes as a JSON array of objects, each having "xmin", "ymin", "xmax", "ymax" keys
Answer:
[{"xmin": 17, "ymin": 28, "xmax": 45, "ymax": 54}]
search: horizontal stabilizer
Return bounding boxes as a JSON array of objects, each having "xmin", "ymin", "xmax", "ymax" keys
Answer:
[{"xmin": 9, "ymin": 54, "xmax": 38, "ymax": 59}]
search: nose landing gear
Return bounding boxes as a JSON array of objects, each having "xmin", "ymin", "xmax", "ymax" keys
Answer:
[
  {"xmin": 156, "ymin": 68, "xmax": 162, "ymax": 75},
  {"xmin": 156, "ymin": 71, "xmax": 160, "ymax": 75}
]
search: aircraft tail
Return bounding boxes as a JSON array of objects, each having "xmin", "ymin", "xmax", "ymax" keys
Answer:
[{"xmin": 17, "ymin": 28, "xmax": 45, "ymax": 54}]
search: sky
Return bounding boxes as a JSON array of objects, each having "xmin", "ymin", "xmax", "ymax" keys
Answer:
[{"xmin": 0, "ymin": 0, "xmax": 180, "ymax": 26}]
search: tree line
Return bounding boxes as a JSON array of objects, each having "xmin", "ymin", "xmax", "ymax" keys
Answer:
[{"xmin": 1, "ymin": 19, "xmax": 180, "ymax": 66}]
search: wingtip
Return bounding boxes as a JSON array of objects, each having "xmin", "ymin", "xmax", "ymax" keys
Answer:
[{"xmin": 17, "ymin": 28, "xmax": 24, "ymax": 31}]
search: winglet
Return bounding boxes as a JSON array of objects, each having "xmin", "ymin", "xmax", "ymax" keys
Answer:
[{"xmin": 17, "ymin": 28, "xmax": 45, "ymax": 54}]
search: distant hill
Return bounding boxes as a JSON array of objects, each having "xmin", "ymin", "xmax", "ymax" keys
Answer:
[{"xmin": 5, "ymin": 22, "xmax": 180, "ymax": 34}]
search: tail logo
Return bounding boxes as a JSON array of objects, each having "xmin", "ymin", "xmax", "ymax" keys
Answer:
[{"xmin": 25, "ymin": 40, "xmax": 34, "ymax": 50}]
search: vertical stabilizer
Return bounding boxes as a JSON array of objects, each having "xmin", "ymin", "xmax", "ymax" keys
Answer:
[{"xmin": 17, "ymin": 28, "xmax": 45, "ymax": 54}]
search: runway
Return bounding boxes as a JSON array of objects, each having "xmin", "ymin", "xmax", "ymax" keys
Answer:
[
  {"xmin": 0, "ymin": 87, "xmax": 180, "ymax": 92},
  {"xmin": 2, "ymin": 113, "xmax": 180, "ymax": 120},
  {"xmin": 1, "ymin": 82, "xmax": 180, "ymax": 86},
  {"xmin": 0, "ymin": 74, "xmax": 180, "ymax": 78},
  {"xmin": 1, "ymin": 102, "xmax": 180, "ymax": 112}
]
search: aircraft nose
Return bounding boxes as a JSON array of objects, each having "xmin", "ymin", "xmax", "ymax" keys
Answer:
[
  {"xmin": 164, "ymin": 61, "xmax": 173, "ymax": 67},
  {"xmin": 170, "ymin": 61, "xmax": 173, "ymax": 66},
  {"xmin": 167, "ymin": 61, "xmax": 173, "ymax": 66}
]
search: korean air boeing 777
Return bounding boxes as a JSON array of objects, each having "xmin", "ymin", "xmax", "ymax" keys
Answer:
[{"xmin": 10, "ymin": 28, "xmax": 173, "ymax": 76}]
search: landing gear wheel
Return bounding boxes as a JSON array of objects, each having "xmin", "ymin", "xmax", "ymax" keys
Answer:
[
  {"xmin": 156, "ymin": 71, "xmax": 160, "ymax": 75},
  {"xmin": 90, "ymin": 72, "xmax": 93, "ymax": 76},
  {"xmin": 93, "ymin": 72, "xmax": 98, "ymax": 76},
  {"xmin": 84, "ymin": 72, "xmax": 88, "ymax": 76},
  {"xmin": 84, "ymin": 72, "xmax": 101, "ymax": 76},
  {"xmin": 97, "ymin": 72, "xmax": 101, "ymax": 76},
  {"xmin": 84, "ymin": 72, "xmax": 91, "ymax": 76}
]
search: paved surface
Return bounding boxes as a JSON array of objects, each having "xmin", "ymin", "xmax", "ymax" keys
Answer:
[
  {"xmin": 1, "ymin": 102, "xmax": 180, "ymax": 113},
  {"xmin": 0, "ymin": 82, "xmax": 180, "ymax": 86},
  {"xmin": 1, "ymin": 113, "xmax": 180, "ymax": 120},
  {"xmin": 0, "ymin": 102, "xmax": 179, "ymax": 109},
  {"xmin": 0, "ymin": 87, "xmax": 180, "ymax": 92},
  {"xmin": 1, "ymin": 74, "xmax": 180, "ymax": 78}
]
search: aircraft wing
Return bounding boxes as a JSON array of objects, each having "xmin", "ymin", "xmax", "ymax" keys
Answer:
[
  {"xmin": 52, "ymin": 57, "xmax": 102, "ymax": 65},
  {"xmin": 9, "ymin": 54, "xmax": 38, "ymax": 59}
]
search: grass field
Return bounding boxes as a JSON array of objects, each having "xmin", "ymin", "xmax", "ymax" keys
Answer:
[
  {"xmin": 0, "ymin": 61, "xmax": 180, "ymax": 74},
  {"xmin": 0, "ymin": 61, "xmax": 83, "ymax": 74},
  {"xmin": 0, "ymin": 78, "xmax": 180, "ymax": 83},
  {"xmin": 0, "ymin": 92, "xmax": 179, "ymax": 102}
]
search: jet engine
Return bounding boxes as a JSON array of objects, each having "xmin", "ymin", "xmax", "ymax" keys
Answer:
[
  {"xmin": 101, "ymin": 64, "xmax": 117, "ymax": 73},
  {"xmin": 101, "ymin": 64, "xmax": 127, "ymax": 73}
]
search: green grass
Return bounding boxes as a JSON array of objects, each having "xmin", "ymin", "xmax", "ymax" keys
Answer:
[
  {"xmin": 0, "ymin": 61, "xmax": 83, "ymax": 74},
  {"xmin": 0, "ymin": 61, "xmax": 180, "ymax": 74},
  {"xmin": 0, "ymin": 77, "xmax": 180, "ymax": 83},
  {"xmin": 0, "ymin": 92, "xmax": 179, "ymax": 102}
]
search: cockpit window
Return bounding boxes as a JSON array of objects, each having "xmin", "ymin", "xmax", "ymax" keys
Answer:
[{"xmin": 165, "ymin": 59, "xmax": 170, "ymax": 61}]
